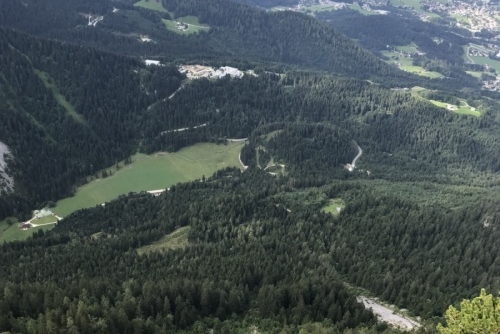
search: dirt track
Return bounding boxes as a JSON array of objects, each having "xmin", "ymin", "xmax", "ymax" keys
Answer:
[{"xmin": 358, "ymin": 296, "xmax": 421, "ymax": 331}]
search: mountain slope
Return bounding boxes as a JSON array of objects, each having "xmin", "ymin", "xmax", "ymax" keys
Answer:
[
  {"xmin": 0, "ymin": 0, "xmax": 424, "ymax": 85},
  {"xmin": 0, "ymin": 28, "xmax": 183, "ymax": 219}
]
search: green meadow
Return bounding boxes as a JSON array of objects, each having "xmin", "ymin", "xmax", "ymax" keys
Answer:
[
  {"xmin": 52, "ymin": 142, "xmax": 243, "ymax": 217},
  {"xmin": 134, "ymin": 0, "xmax": 170, "ymax": 13},
  {"xmin": 1, "ymin": 142, "xmax": 243, "ymax": 243},
  {"xmin": 381, "ymin": 50, "xmax": 443, "ymax": 78},
  {"xmin": 470, "ymin": 56, "xmax": 500, "ymax": 72},
  {"xmin": 163, "ymin": 16, "xmax": 209, "ymax": 35},
  {"xmin": 0, "ymin": 218, "xmax": 53, "ymax": 244},
  {"xmin": 35, "ymin": 70, "xmax": 87, "ymax": 125},
  {"xmin": 138, "ymin": 226, "xmax": 190, "ymax": 254},
  {"xmin": 410, "ymin": 87, "xmax": 480, "ymax": 117},
  {"xmin": 430, "ymin": 100, "xmax": 481, "ymax": 117},
  {"xmin": 350, "ymin": 3, "xmax": 378, "ymax": 15},
  {"xmin": 321, "ymin": 198, "xmax": 346, "ymax": 217}
]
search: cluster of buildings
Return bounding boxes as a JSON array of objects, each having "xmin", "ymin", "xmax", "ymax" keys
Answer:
[
  {"xmin": 178, "ymin": 65, "xmax": 252, "ymax": 79},
  {"xmin": 482, "ymin": 76, "xmax": 500, "ymax": 90}
]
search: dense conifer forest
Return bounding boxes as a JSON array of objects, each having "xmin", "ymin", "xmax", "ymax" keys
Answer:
[{"xmin": 1, "ymin": 0, "xmax": 500, "ymax": 332}]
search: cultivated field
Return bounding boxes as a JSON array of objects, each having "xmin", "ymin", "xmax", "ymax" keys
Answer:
[{"xmin": 51, "ymin": 142, "xmax": 243, "ymax": 217}]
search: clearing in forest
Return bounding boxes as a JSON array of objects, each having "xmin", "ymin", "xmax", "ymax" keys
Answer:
[
  {"xmin": 51, "ymin": 142, "xmax": 244, "ymax": 217},
  {"xmin": 34, "ymin": 70, "xmax": 87, "ymax": 125},
  {"xmin": 381, "ymin": 48, "xmax": 443, "ymax": 78},
  {"xmin": 137, "ymin": 226, "xmax": 190, "ymax": 254},
  {"xmin": 163, "ymin": 16, "xmax": 210, "ymax": 35},
  {"xmin": 321, "ymin": 198, "xmax": 345, "ymax": 216},
  {"xmin": 429, "ymin": 99, "xmax": 480, "ymax": 117},
  {"xmin": 134, "ymin": 0, "xmax": 170, "ymax": 13}
]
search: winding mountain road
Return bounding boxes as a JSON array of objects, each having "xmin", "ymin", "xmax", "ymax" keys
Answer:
[{"xmin": 351, "ymin": 142, "xmax": 363, "ymax": 168}]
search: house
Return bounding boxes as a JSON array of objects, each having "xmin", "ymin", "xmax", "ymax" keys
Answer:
[{"xmin": 20, "ymin": 222, "xmax": 31, "ymax": 230}]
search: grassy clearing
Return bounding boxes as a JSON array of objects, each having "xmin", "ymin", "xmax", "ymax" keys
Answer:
[
  {"xmin": 0, "ymin": 223, "xmax": 52, "ymax": 244},
  {"xmin": 452, "ymin": 14, "xmax": 470, "ymax": 25},
  {"xmin": 134, "ymin": 0, "xmax": 170, "ymax": 13},
  {"xmin": 163, "ymin": 16, "xmax": 209, "ymax": 35},
  {"xmin": 409, "ymin": 87, "xmax": 480, "ymax": 117},
  {"xmin": 466, "ymin": 71, "xmax": 483, "ymax": 78},
  {"xmin": 396, "ymin": 45, "xmax": 419, "ymax": 53},
  {"xmin": 177, "ymin": 16, "xmax": 205, "ymax": 26},
  {"xmin": 31, "ymin": 216, "xmax": 58, "ymax": 225},
  {"xmin": 389, "ymin": 0, "xmax": 422, "ymax": 10},
  {"xmin": 34, "ymin": 70, "xmax": 87, "ymax": 125},
  {"xmin": 305, "ymin": 4, "xmax": 337, "ymax": 12},
  {"xmin": 429, "ymin": 100, "xmax": 480, "ymax": 117},
  {"xmin": 321, "ymin": 198, "xmax": 346, "ymax": 216},
  {"xmin": 163, "ymin": 17, "xmax": 209, "ymax": 35},
  {"xmin": 138, "ymin": 226, "xmax": 190, "ymax": 254},
  {"xmin": 401, "ymin": 65, "xmax": 443, "ymax": 78},
  {"xmin": 350, "ymin": 3, "xmax": 377, "ymax": 15},
  {"xmin": 381, "ymin": 50, "xmax": 443, "ymax": 78},
  {"xmin": 52, "ymin": 142, "xmax": 243, "ymax": 217},
  {"xmin": 388, "ymin": 0, "xmax": 439, "ymax": 18}
]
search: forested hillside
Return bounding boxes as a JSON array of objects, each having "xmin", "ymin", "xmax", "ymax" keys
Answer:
[
  {"xmin": 1, "ymin": 0, "xmax": 500, "ymax": 332},
  {"xmin": 147, "ymin": 73, "xmax": 500, "ymax": 181},
  {"xmin": 0, "ymin": 0, "xmax": 444, "ymax": 87},
  {"xmin": 1, "ymin": 28, "xmax": 500, "ymax": 219},
  {"xmin": 0, "ymin": 28, "xmax": 183, "ymax": 219},
  {"xmin": 0, "ymin": 168, "xmax": 498, "ymax": 333}
]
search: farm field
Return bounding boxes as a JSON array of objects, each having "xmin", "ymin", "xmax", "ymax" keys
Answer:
[
  {"xmin": 134, "ymin": 0, "xmax": 170, "ymax": 13},
  {"xmin": 321, "ymin": 198, "xmax": 346, "ymax": 216},
  {"xmin": 52, "ymin": 142, "xmax": 244, "ymax": 217},
  {"xmin": 137, "ymin": 226, "xmax": 190, "ymax": 254}
]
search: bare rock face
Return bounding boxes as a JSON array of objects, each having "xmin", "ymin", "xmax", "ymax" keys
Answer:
[{"xmin": 0, "ymin": 142, "xmax": 14, "ymax": 194}]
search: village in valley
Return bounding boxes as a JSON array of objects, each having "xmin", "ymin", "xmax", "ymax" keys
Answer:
[{"xmin": 272, "ymin": 0, "xmax": 500, "ymax": 92}]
